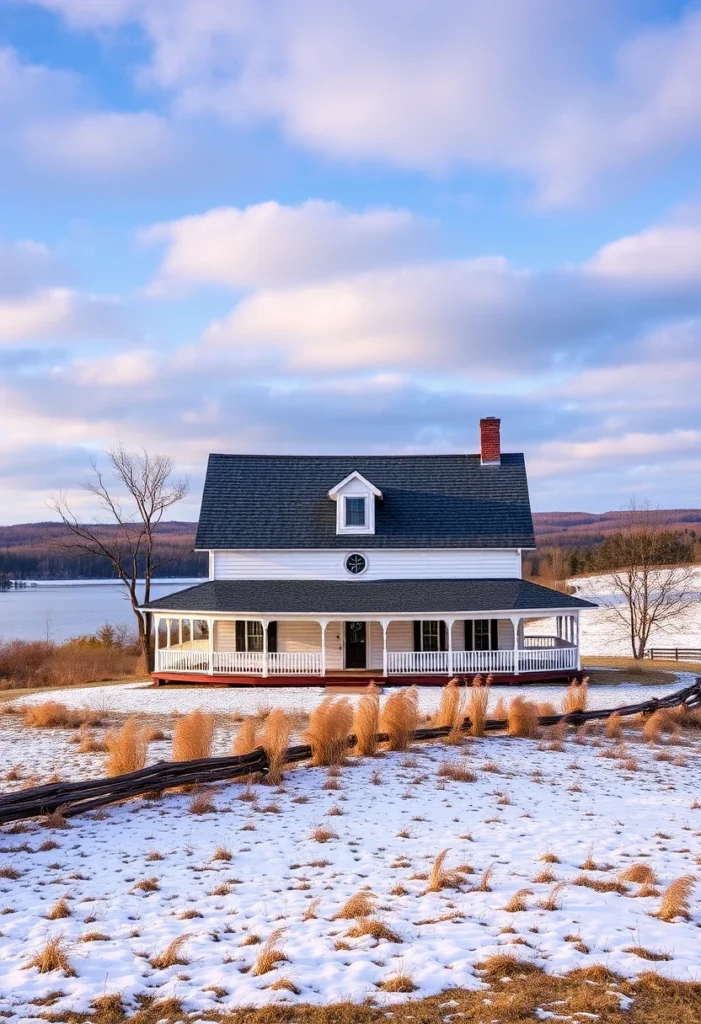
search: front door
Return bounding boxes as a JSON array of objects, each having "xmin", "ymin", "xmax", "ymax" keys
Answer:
[{"xmin": 344, "ymin": 621, "xmax": 367, "ymax": 669}]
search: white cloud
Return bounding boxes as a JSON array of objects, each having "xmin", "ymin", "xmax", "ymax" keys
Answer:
[
  {"xmin": 0, "ymin": 288, "xmax": 120, "ymax": 345},
  {"xmin": 143, "ymin": 200, "xmax": 434, "ymax": 292},
  {"xmin": 23, "ymin": 111, "xmax": 173, "ymax": 175},
  {"xmin": 587, "ymin": 224, "xmax": 701, "ymax": 285},
  {"xmin": 23, "ymin": 1, "xmax": 701, "ymax": 202},
  {"xmin": 71, "ymin": 349, "xmax": 159, "ymax": 386}
]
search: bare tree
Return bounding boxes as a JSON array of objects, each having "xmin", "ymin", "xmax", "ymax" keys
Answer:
[
  {"xmin": 51, "ymin": 445, "xmax": 189, "ymax": 670},
  {"xmin": 592, "ymin": 499, "xmax": 698, "ymax": 659}
]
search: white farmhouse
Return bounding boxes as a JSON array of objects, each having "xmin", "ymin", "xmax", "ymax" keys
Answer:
[{"xmin": 144, "ymin": 418, "xmax": 594, "ymax": 685}]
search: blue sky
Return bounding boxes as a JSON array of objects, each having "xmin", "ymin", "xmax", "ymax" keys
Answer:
[{"xmin": 1, "ymin": 0, "xmax": 700, "ymax": 522}]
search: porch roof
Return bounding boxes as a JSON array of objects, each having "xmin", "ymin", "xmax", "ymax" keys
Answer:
[{"xmin": 143, "ymin": 578, "xmax": 595, "ymax": 616}]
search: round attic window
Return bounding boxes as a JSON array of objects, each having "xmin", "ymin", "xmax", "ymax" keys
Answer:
[{"xmin": 345, "ymin": 553, "xmax": 367, "ymax": 575}]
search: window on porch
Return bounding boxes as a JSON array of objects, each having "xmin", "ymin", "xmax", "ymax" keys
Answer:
[
  {"xmin": 234, "ymin": 621, "xmax": 278, "ymax": 652},
  {"xmin": 413, "ymin": 620, "xmax": 447, "ymax": 652},
  {"xmin": 465, "ymin": 619, "xmax": 499, "ymax": 651}
]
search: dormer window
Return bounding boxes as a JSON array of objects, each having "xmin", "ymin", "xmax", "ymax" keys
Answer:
[
  {"xmin": 344, "ymin": 496, "xmax": 366, "ymax": 528},
  {"xmin": 328, "ymin": 471, "xmax": 382, "ymax": 536}
]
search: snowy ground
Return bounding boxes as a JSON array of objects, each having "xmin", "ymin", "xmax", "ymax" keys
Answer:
[
  {"xmin": 0, "ymin": 707, "xmax": 699, "ymax": 1019},
  {"xmin": 8, "ymin": 678, "xmax": 688, "ymax": 722}
]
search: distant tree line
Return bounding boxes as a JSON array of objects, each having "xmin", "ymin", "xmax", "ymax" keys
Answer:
[{"xmin": 0, "ymin": 521, "xmax": 207, "ymax": 581}]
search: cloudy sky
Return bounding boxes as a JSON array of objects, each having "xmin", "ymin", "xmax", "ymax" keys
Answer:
[{"xmin": 1, "ymin": 0, "xmax": 700, "ymax": 522}]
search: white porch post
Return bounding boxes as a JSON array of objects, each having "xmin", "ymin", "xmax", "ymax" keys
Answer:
[
  {"xmin": 575, "ymin": 611, "xmax": 581, "ymax": 670},
  {"xmin": 380, "ymin": 618, "xmax": 390, "ymax": 678},
  {"xmin": 166, "ymin": 618, "xmax": 172, "ymax": 648},
  {"xmin": 155, "ymin": 615, "xmax": 160, "ymax": 671},
  {"xmin": 178, "ymin": 618, "xmax": 183, "ymax": 647},
  {"xmin": 262, "ymin": 619, "xmax": 269, "ymax": 678},
  {"xmin": 511, "ymin": 615, "xmax": 521, "ymax": 675},
  {"xmin": 207, "ymin": 618, "xmax": 214, "ymax": 675},
  {"xmin": 319, "ymin": 619, "xmax": 329, "ymax": 677},
  {"xmin": 445, "ymin": 618, "xmax": 455, "ymax": 677}
]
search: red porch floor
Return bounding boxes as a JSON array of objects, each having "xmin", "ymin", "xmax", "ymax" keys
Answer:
[{"xmin": 151, "ymin": 669, "xmax": 584, "ymax": 687}]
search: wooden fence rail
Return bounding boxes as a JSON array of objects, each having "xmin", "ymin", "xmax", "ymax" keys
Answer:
[
  {"xmin": 1, "ymin": 679, "xmax": 699, "ymax": 826},
  {"xmin": 646, "ymin": 648, "xmax": 701, "ymax": 662}
]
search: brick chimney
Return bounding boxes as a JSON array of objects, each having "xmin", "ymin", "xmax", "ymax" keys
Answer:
[{"xmin": 480, "ymin": 417, "xmax": 501, "ymax": 465}]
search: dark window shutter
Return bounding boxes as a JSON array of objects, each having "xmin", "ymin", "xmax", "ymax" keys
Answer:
[
  {"xmin": 413, "ymin": 621, "xmax": 421, "ymax": 652},
  {"xmin": 439, "ymin": 621, "xmax": 447, "ymax": 651},
  {"xmin": 490, "ymin": 619, "xmax": 499, "ymax": 651},
  {"xmin": 464, "ymin": 620, "xmax": 473, "ymax": 650},
  {"xmin": 235, "ymin": 620, "xmax": 246, "ymax": 652},
  {"xmin": 267, "ymin": 621, "xmax": 278, "ymax": 653}
]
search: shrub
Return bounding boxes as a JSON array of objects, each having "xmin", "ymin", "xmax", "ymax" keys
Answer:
[
  {"xmin": 104, "ymin": 718, "xmax": 147, "ymax": 776},
  {"xmin": 562, "ymin": 678, "xmax": 588, "ymax": 715},
  {"xmin": 468, "ymin": 681, "xmax": 491, "ymax": 738},
  {"xmin": 507, "ymin": 697, "xmax": 539, "ymax": 738},
  {"xmin": 305, "ymin": 696, "xmax": 353, "ymax": 766},
  {"xmin": 0, "ymin": 637, "xmax": 140, "ymax": 689},
  {"xmin": 172, "ymin": 710, "xmax": 215, "ymax": 761},
  {"xmin": 353, "ymin": 683, "xmax": 380, "ymax": 756},
  {"xmin": 380, "ymin": 686, "xmax": 419, "ymax": 751},
  {"xmin": 261, "ymin": 709, "xmax": 292, "ymax": 785},
  {"xmin": 24, "ymin": 702, "xmax": 100, "ymax": 729}
]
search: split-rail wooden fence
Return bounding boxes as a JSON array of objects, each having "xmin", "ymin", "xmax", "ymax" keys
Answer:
[{"xmin": 1, "ymin": 679, "xmax": 699, "ymax": 827}]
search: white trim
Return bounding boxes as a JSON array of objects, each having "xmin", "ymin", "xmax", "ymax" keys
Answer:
[
  {"xmin": 328, "ymin": 471, "xmax": 382, "ymax": 498},
  {"xmin": 142, "ymin": 606, "xmax": 587, "ymax": 622}
]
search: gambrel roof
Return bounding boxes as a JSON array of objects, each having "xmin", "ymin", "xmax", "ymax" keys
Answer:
[{"xmin": 195, "ymin": 453, "xmax": 536, "ymax": 550}]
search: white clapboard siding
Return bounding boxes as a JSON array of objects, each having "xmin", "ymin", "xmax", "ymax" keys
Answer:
[
  {"xmin": 214, "ymin": 620, "xmax": 237, "ymax": 652},
  {"xmin": 212, "ymin": 548, "xmax": 520, "ymax": 581}
]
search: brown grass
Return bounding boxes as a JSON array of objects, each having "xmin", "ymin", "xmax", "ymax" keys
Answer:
[
  {"xmin": 212, "ymin": 846, "xmax": 232, "ymax": 862},
  {"xmin": 605, "ymin": 713, "xmax": 622, "ymax": 740},
  {"xmin": 310, "ymin": 826, "xmax": 338, "ymax": 843},
  {"xmin": 0, "ymin": 637, "xmax": 140, "ymax": 689},
  {"xmin": 468, "ymin": 681, "xmax": 491, "ymax": 738},
  {"xmin": 624, "ymin": 946, "xmax": 673, "ymax": 962},
  {"xmin": 437, "ymin": 760, "xmax": 476, "ymax": 783},
  {"xmin": 538, "ymin": 881, "xmax": 566, "ymax": 910},
  {"xmin": 434, "ymin": 678, "xmax": 466, "ymax": 741},
  {"xmin": 562, "ymin": 678, "xmax": 588, "ymax": 715},
  {"xmin": 25, "ymin": 936, "xmax": 76, "ymax": 976},
  {"xmin": 353, "ymin": 683, "xmax": 380, "ymax": 756},
  {"xmin": 425, "ymin": 849, "xmax": 465, "ymax": 892},
  {"xmin": 305, "ymin": 696, "xmax": 353, "ymax": 766},
  {"xmin": 24, "ymin": 701, "xmax": 101, "ymax": 729},
  {"xmin": 346, "ymin": 917, "xmax": 402, "ymax": 943},
  {"xmin": 380, "ymin": 686, "xmax": 419, "ymax": 751},
  {"xmin": 377, "ymin": 972, "xmax": 417, "ymax": 992},
  {"xmin": 46, "ymin": 897, "xmax": 71, "ymax": 920},
  {"xmin": 261, "ymin": 708, "xmax": 292, "ymax": 785},
  {"xmin": 493, "ymin": 697, "xmax": 508, "ymax": 720},
  {"xmin": 251, "ymin": 928, "xmax": 288, "ymax": 976},
  {"xmin": 77, "ymin": 727, "xmax": 106, "ymax": 754},
  {"xmin": 507, "ymin": 697, "xmax": 540, "ymax": 738},
  {"xmin": 573, "ymin": 874, "xmax": 627, "ymax": 895},
  {"xmin": 503, "ymin": 888, "xmax": 533, "ymax": 912},
  {"xmin": 232, "ymin": 717, "xmax": 259, "ymax": 756},
  {"xmin": 476, "ymin": 952, "xmax": 541, "ymax": 977},
  {"xmin": 190, "ymin": 791, "xmax": 216, "ymax": 814},
  {"xmin": 334, "ymin": 892, "xmax": 375, "ymax": 919},
  {"xmin": 149, "ymin": 935, "xmax": 190, "ymax": 969},
  {"xmin": 619, "ymin": 863, "xmax": 659, "ymax": 885},
  {"xmin": 104, "ymin": 717, "xmax": 147, "ymax": 776},
  {"xmin": 656, "ymin": 876, "xmax": 695, "ymax": 921},
  {"xmin": 172, "ymin": 710, "xmax": 215, "ymax": 761}
]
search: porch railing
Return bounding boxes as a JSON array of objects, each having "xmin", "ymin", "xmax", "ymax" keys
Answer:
[
  {"xmin": 268, "ymin": 651, "xmax": 322, "ymax": 675},
  {"xmin": 523, "ymin": 635, "xmax": 575, "ymax": 649},
  {"xmin": 213, "ymin": 651, "xmax": 265, "ymax": 674},
  {"xmin": 518, "ymin": 647, "xmax": 578, "ymax": 672},
  {"xmin": 387, "ymin": 650, "xmax": 449, "ymax": 674},
  {"xmin": 453, "ymin": 649, "xmax": 514, "ymax": 673},
  {"xmin": 157, "ymin": 648, "xmax": 210, "ymax": 673}
]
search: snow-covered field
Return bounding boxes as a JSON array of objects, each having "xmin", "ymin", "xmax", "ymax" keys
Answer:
[
  {"xmin": 8, "ymin": 678, "xmax": 688, "ymax": 722},
  {"xmin": 0, "ymin": 709, "xmax": 699, "ymax": 1019},
  {"xmin": 573, "ymin": 567, "xmax": 701, "ymax": 656}
]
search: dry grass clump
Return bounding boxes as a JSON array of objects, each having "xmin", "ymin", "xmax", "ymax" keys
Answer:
[
  {"xmin": 503, "ymin": 888, "xmax": 533, "ymax": 912},
  {"xmin": 619, "ymin": 863, "xmax": 659, "ymax": 885},
  {"xmin": 232, "ymin": 717, "xmax": 259, "ymax": 756},
  {"xmin": 377, "ymin": 972, "xmax": 417, "ymax": 992},
  {"xmin": 437, "ymin": 760, "xmax": 477, "ymax": 783},
  {"xmin": 190, "ymin": 791, "xmax": 216, "ymax": 814},
  {"xmin": 573, "ymin": 874, "xmax": 627, "ymax": 895},
  {"xmin": 493, "ymin": 697, "xmax": 508, "ymax": 721},
  {"xmin": 46, "ymin": 897, "xmax": 71, "ymax": 920},
  {"xmin": 172, "ymin": 710, "xmax": 215, "ymax": 761},
  {"xmin": 624, "ymin": 945, "xmax": 673, "ymax": 962},
  {"xmin": 380, "ymin": 686, "xmax": 419, "ymax": 751},
  {"xmin": 425, "ymin": 849, "xmax": 466, "ymax": 892},
  {"xmin": 260, "ymin": 708, "xmax": 292, "ymax": 785},
  {"xmin": 311, "ymin": 826, "xmax": 338, "ymax": 843},
  {"xmin": 24, "ymin": 936, "xmax": 76, "ymax": 976},
  {"xmin": 353, "ymin": 683, "xmax": 380, "ymax": 756},
  {"xmin": 149, "ymin": 935, "xmax": 190, "ymax": 969},
  {"xmin": 346, "ymin": 917, "xmax": 401, "ymax": 943},
  {"xmin": 434, "ymin": 678, "xmax": 466, "ymax": 741},
  {"xmin": 212, "ymin": 846, "xmax": 232, "ymax": 862},
  {"xmin": 562, "ymin": 678, "xmax": 588, "ymax": 715},
  {"xmin": 334, "ymin": 892, "xmax": 375, "ymax": 919},
  {"xmin": 104, "ymin": 717, "xmax": 147, "ymax": 776},
  {"xmin": 656, "ymin": 876, "xmax": 695, "ymax": 921},
  {"xmin": 468, "ymin": 678, "xmax": 491, "ymax": 738},
  {"xmin": 507, "ymin": 697, "xmax": 539, "ymax": 738},
  {"xmin": 476, "ymin": 952, "xmax": 541, "ymax": 977},
  {"xmin": 251, "ymin": 928, "xmax": 288, "ymax": 975},
  {"xmin": 605, "ymin": 713, "xmax": 622, "ymax": 740},
  {"xmin": 305, "ymin": 696, "xmax": 353, "ymax": 766},
  {"xmin": 77, "ymin": 727, "xmax": 106, "ymax": 754},
  {"xmin": 24, "ymin": 701, "xmax": 100, "ymax": 729}
]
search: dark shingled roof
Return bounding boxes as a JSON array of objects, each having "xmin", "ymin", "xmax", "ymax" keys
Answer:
[
  {"xmin": 195, "ymin": 453, "xmax": 536, "ymax": 550},
  {"xmin": 144, "ymin": 578, "xmax": 594, "ymax": 615}
]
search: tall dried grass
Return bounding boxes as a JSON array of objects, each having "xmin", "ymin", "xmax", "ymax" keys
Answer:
[
  {"xmin": 24, "ymin": 702, "xmax": 100, "ymax": 729},
  {"xmin": 232, "ymin": 717, "xmax": 259, "ymax": 756},
  {"xmin": 172, "ymin": 710, "xmax": 215, "ymax": 761},
  {"xmin": 434, "ymin": 678, "xmax": 466, "ymax": 741},
  {"xmin": 656, "ymin": 876, "xmax": 695, "ymax": 921},
  {"xmin": 104, "ymin": 717, "xmax": 147, "ymax": 776},
  {"xmin": 425, "ymin": 849, "xmax": 464, "ymax": 892},
  {"xmin": 261, "ymin": 709, "xmax": 292, "ymax": 785},
  {"xmin": 605, "ymin": 713, "xmax": 622, "ymax": 740},
  {"xmin": 353, "ymin": 683, "xmax": 380, "ymax": 756},
  {"xmin": 493, "ymin": 697, "xmax": 508, "ymax": 721},
  {"xmin": 0, "ymin": 637, "xmax": 141, "ymax": 689},
  {"xmin": 507, "ymin": 697, "xmax": 540, "ymax": 738},
  {"xmin": 468, "ymin": 681, "xmax": 491, "ymax": 738},
  {"xmin": 380, "ymin": 686, "xmax": 419, "ymax": 751},
  {"xmin": 24, "ymin": 936, "xmax": 76, "ymax": 976},
  {"xmin": 251, "ymin": 928, "xmax": 288, "ymax": 976},
  {"xmin": 305, "ymin": 696, "xmax": 353, "ymax": 766},
  {"xmin": 562, "ymin": 678, "xmax": 588, "ymax": 715}
]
